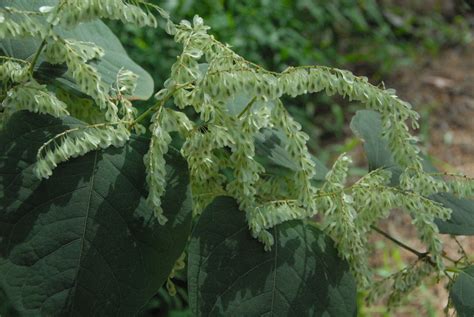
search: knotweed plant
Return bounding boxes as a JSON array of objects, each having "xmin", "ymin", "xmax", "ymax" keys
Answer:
[{"xmin": 0, "ymin": 1, "xmax": 473, "ymax": 315}]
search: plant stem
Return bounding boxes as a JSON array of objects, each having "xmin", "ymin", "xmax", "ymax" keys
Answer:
[
  {"xmin": 445, "ymin": 267, "xmax": 463, "ymax": 274},
  {"xmin": 0, "ymin": 56, "xmax": 30, "ymax": 65},
  {"xmin": 371, "ymin": 225, "xmax": 468, "ymax": 270},
  {"xmin": 28, "ymin": 0, "xmax": 69, "ymax": 75},
  {"xmin": 442, "ymin": 251, "xmax": 459, "ymax": 264},
  {"xmin": 133, "ymin": 101, "xmax": 161, "ymax": 125},
  {"xmin": 28, "ymin": 38, "xmax": 47, "ymax": 75},
  {"xmin": 237, "ymin": 96, "xmax": 257, "ymax": 118},
  {"xmin": 371, "ymin": 225, "xmax": 432, "ymax": 262},
  {"xmin": 132, "ymin": 92, "xmax": 171, "ymax": 125},
  {"xmin": 132, "ymin": 82, "xmax": 192, "ymax": 126}
]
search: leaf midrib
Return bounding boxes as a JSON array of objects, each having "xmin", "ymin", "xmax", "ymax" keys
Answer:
[{"xmin": 66, "ymin": 151, "xmax": 115, "ymax": 315}]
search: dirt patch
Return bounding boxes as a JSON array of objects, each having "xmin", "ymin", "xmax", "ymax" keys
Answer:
[{"xmin": 389, "ymin": 43, "xmax": 474, "ymax": 177}]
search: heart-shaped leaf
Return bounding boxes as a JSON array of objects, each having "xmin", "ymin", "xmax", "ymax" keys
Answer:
[
  {"xmin": 0, "ymin": 111, "xmax": 192, "ymax": 315},
  {"xmin": 188, "ymin": 196, "xmax": 357, "ymax": 316}
]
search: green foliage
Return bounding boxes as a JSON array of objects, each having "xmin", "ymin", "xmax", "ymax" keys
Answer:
[
  {"xmin": 0, "ymin": 1, "xmax": 472, "ymax": 316},
  {"xmin": 188, "ymin": 197, "xmax": 357, "ymax": 316},
  {"xmin": 0, "ymin": 111, "xmax": 192, "ymax": 315},
  {"xmin": 450, "ymin": 266, "xmax": 474, "ymax": 317},
  {"xmin": 432, "ymin": 194, "xmax": 474, "ymax": 235},
  {"xmin": 350, "ymin": 110, "xmax": 402, "ymax": 183}
]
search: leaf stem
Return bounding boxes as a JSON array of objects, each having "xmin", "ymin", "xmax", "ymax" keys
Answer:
[
  {"xmin": 445, "ymin": 267, "xmax": 463, "ymax": 274},
  {"xmin": 237, "ymin": 96, "xmax": 257, "ymax": 118},
  {"xmin": 0, "ymin": 56, "xmax": 30, "ymax": 65},
  {"xmin": 37, "ymin": 121, "xmax": 130, "ymax": 159},
  {"xmin": 132, "ymin": 82, "xmax": 192, "ymax": 126},
  {"xmin": 371, "ymin": 225, "xmax": 433, "ymax": 263},
  {"xmin": 28, "ymin": 0, "xmax": 68, "ymax": 75},
  {"xmin": 28, "ymin": 38, "xmax": 47, "ymax": 75},
  {"xmin": 442, "ymin": 251, "xmax": 459, "ymax": 264}
]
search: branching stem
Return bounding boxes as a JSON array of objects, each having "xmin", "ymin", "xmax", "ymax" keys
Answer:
[
  {"xmin": 132, "ymin": 82, "xmax": 192, "ymax": 126},
  {"xmin": 371, "ymin": 225, "xmax": 434, "ymax": 265}
]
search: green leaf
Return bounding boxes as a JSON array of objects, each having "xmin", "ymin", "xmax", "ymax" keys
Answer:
[
  {"xmin": 0, "ymin": 111, "xmax": 192, "ymax": 315},
  {"xmin": 188, "ymin": 196, "xmax": 357, "ymax": 317},
  {"xmin": 0, "ymin": 0, "xmax": 154, "ymax": 100},
  {"xmin": 450, "ymin": 266, "xmax": 474, "ymax": 317},
  {"xmin": 350, "ymin": 110, "xmax": 401, "ymax": 183},
  {"xmin": 350, "ymin": 110, "xmax": 474, "ymax": 235},
  {"xmin": 255, "ymin": 128, "xmax": 328, "ymax": 181},
  {"xmin": 432, "ymin": 193, "xmax": 474, "ymax": 235}
]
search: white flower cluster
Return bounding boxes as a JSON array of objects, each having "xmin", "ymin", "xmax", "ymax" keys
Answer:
[
  {"xmin": 144, "ymin": 119, "xmax": 172, "ymax": 224},
  {"xmin": 396, "ymin": 192, "xmax": 451, "ymax": 268},
  {"xmin": 149, "ymin": 16, "xmax": 323, "ymax": 248},
  {"xmin": 0, "ymin": 10, "xmax": 45, "ymax": 38},
  {"xmin": 2, "ymin": 80, "xmax": 69, "ymax": 118},
  {"xmin": 352, "ymin": 169, "xmax": 394, "ymax": 227},
  {"xmin": 315, "ymin": 155, "xmax": 451, "ymax": 284},
  {"xmin": 142, "ymin": 15, "xmax": 473, "ymax": 272},
  {"xmin": 447, "ymin": 175, "xmax": 474, "ymax": 198},
  {"xmin": 114, "ymin": 67, "xmax": 139, "ymax": 97},
  {"xmin": 368, "ymin": 260, "xmax": 434, "ymax": 307},
  {"xmin": 400, "ymin": 170, "xmax": 448, "ymax": 196},
  {"xmin": 318, "ymin": 155, "xmax": 372, "ymax": 286},
  {"xmin": 111, "ymin": 68, "xmax": 143, "ymax": 133},
  {"xmin": 34, "ymin": 123, "xmax": 130, "ymax": 179},
  {"xmin": 199, "ymin": 64, "xmax": 423, "ymax": 171},
  {"xmin": 0, "ymin": 1, "xmax": 152, "ymax": 178},
  {"xmin": 144, "ymin": 107, "xmax": 193, "ymax": 224},
  {"xmin": 270, "ymin": 101, "xmax": 317, "ymax": 213},
  {"xmin": 248, "ymin": 201, "xmax": 308, "ymax": 250},
  {"xmin": 43, "ymin": 38, "xmax": 117, "ymax": 120},
  {"xmin": 47, "ymin": 0, "xmax": 157, "ymax": 28},
  {"xmin": 0, "ymin": 60, "xmax": 29, "ymax": 83}
]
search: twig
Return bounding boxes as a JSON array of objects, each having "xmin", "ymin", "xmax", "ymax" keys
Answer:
[{"xmin": 371, "ymin": 225, "xmax": 435, "ymax": 265}]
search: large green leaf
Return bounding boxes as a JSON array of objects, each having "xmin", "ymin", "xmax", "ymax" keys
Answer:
[
  {"xmin": 0, "ymin": 0, "xmax": 154, "ymax": 100},
  {"xmin": 188, "ymin": 196, "xmax": 357, "ymax": 316},
  {"xmin": 450, "ymin": 266, "xmax": 474, "ymax": 317},
  {"xmin": 0, "ymin": 111, "xmax": 192, "ymax": 315},
  {"xmin": 350, "ymin": 110, "xmax": 474, "ymax": 236}
]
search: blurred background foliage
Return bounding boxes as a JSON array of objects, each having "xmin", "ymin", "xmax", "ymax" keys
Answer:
[{"xmin": 107, "ymin": 1, "xmax": 473, "ymax": 316}]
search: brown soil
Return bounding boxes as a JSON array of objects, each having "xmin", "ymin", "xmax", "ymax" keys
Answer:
[{"xmin": 391, "ymin": 43, "xmax": 474, "ymax": 177}]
